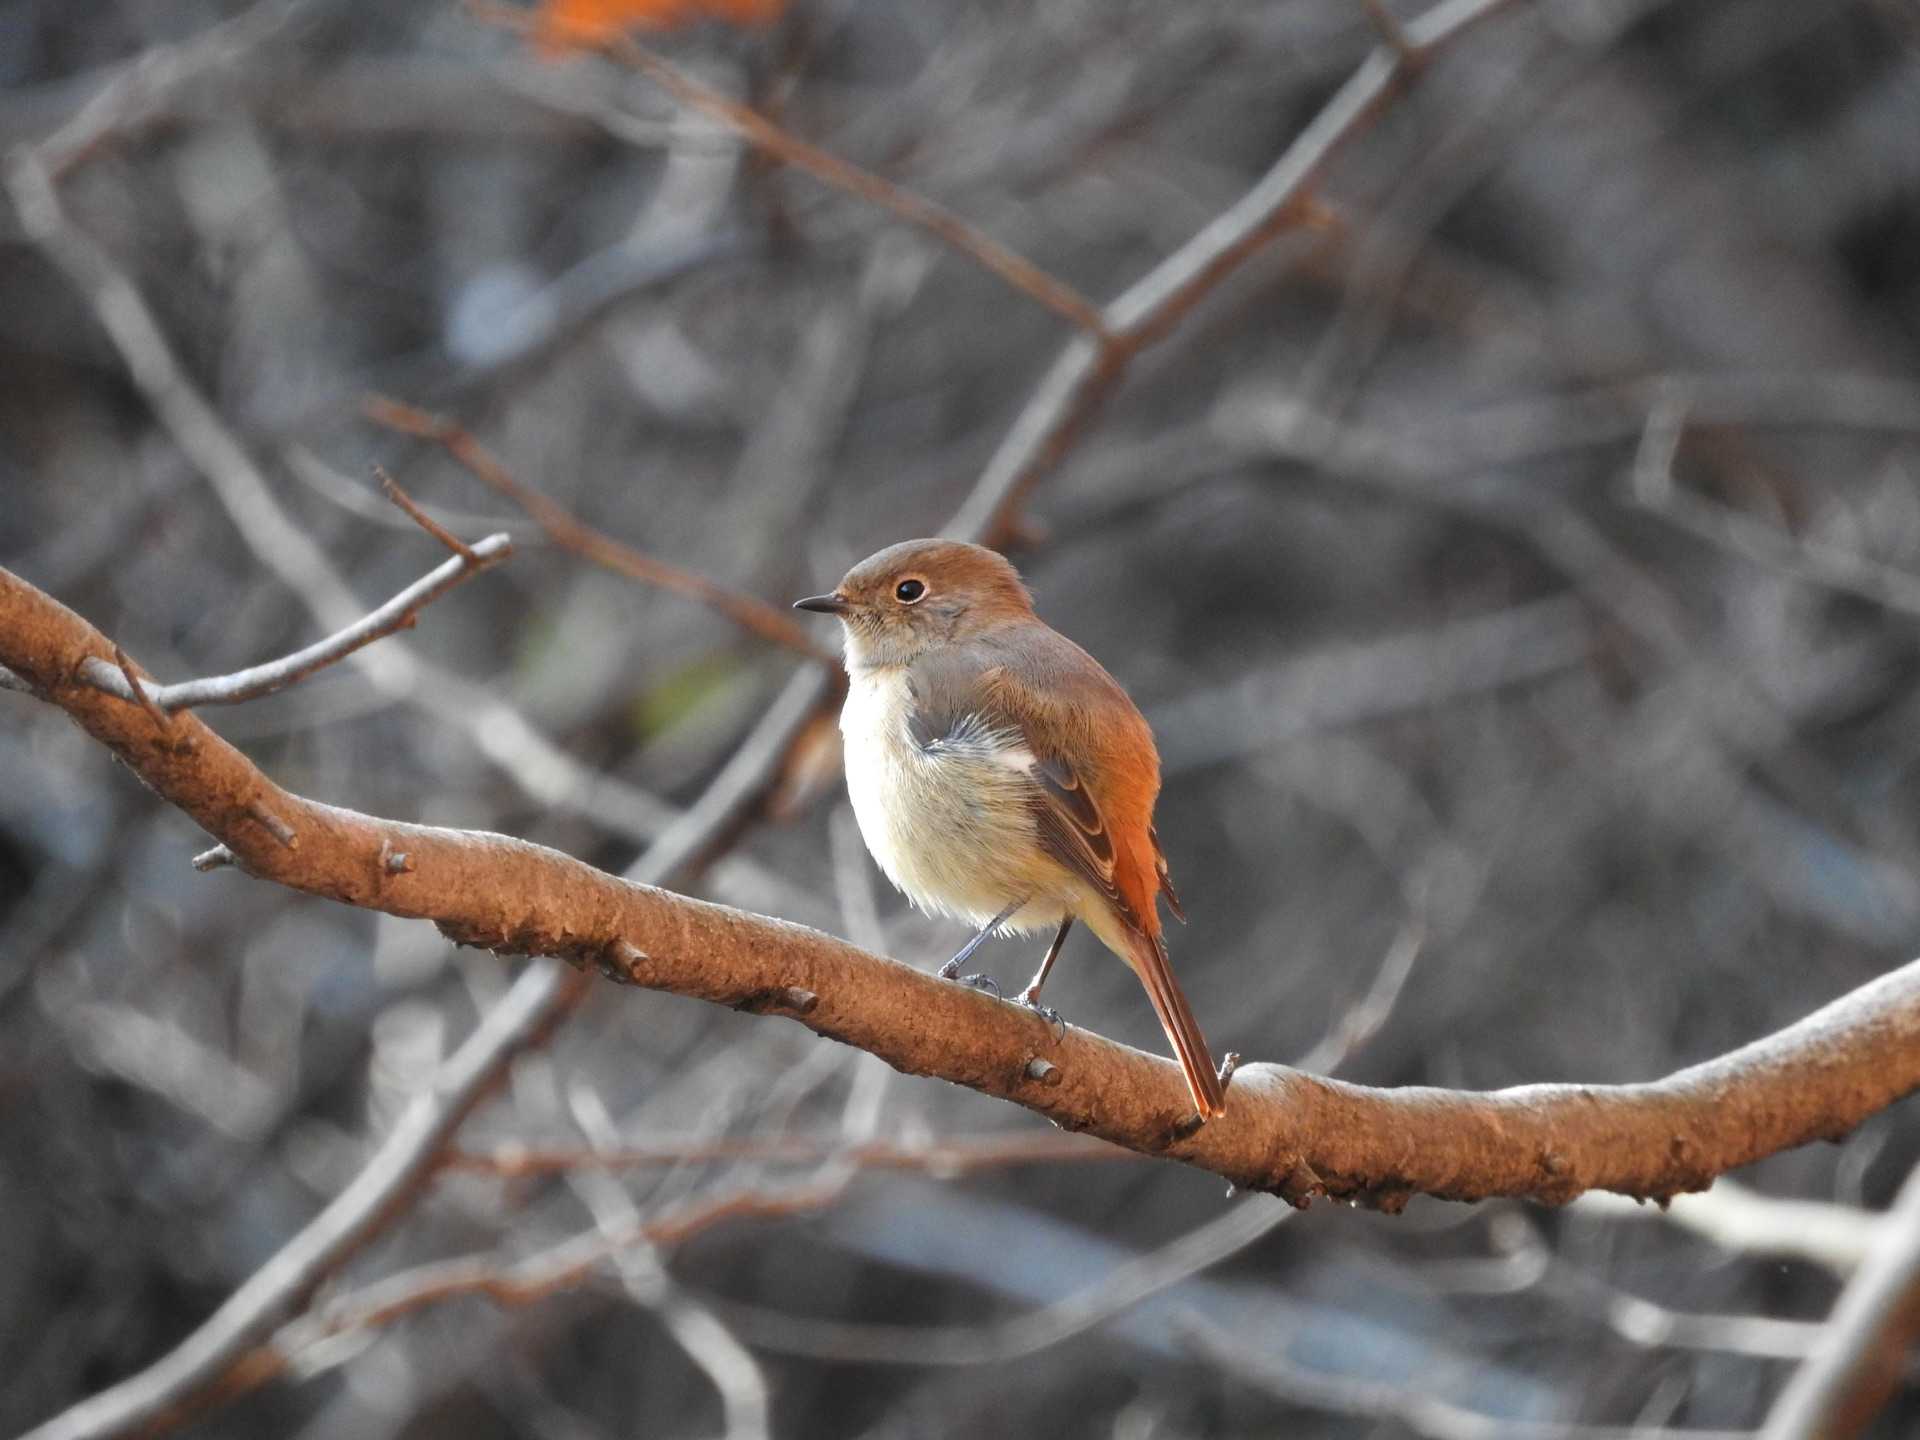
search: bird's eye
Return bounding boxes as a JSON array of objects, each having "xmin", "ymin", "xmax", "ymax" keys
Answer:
[{"xmin": 894, "ymin": 578, "xmax": 927, "ymax": 604}]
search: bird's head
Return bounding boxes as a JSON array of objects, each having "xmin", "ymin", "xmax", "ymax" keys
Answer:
[{"xmin": 794, "ymin": 538, "xmax": 1034, "ymax": 668}]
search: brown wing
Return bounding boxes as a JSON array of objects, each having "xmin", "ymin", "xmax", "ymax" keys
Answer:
[{"xmin": 1026, "ymin": 749, "xmax": 1133, "ymax": 920}]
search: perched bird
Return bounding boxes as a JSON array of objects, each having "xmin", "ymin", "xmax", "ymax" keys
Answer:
[{"xmin": 794, "ymin": 538, "xmax": 1226, "ymax": 1120}]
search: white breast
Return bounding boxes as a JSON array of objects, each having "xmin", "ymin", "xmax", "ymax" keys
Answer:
[{"xmin": 839, "ymin": 667, "xmax": 1070, "ymax": 934}]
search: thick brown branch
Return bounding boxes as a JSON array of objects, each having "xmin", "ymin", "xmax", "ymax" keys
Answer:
[
  {"xmin": 78, "ymin": 533, "xmax": 511, "ymax": 714},
  {"xmin": 364, "ymin": 396, "xmax": 835, "ymax": 665},
  {"xmin": 5, "ymin": 560, "xmax": 1917, "ymax": 1212}
]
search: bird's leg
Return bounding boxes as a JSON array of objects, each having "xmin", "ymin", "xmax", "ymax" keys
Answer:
[
  {"xmin": 937, "ymin": 897, "xmax": 1027, "ymax": 995},
  {"xmin": 1217, "ymin": 1051, "xmax": 1242, "ymax": 1096},
  {"xmin": 1016, "ymin": 918, "xmax": 1073, "ymax": 1037}
]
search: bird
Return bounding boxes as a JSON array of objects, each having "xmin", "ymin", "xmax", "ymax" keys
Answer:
[{"xmin": 794, "ymin": 538, "xmax": 1226, "ymax": 1120}]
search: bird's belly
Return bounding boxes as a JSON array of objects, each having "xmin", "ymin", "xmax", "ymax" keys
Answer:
[{"xmin": 841, "ymin": 672, "xmax": 1069, "ymax": 932}]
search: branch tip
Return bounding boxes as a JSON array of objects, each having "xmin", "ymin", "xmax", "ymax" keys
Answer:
[
  {"xmin": 113, "ymin": 645, "xmax": 174, "ymax": 730},
  {"xmin": 248, "ymin": 804, "xmax": 297, "ymax": 849},
  {"xmin": 366, "ymin": 396, "xmax": 831, "ymax": 663},
  {"xmin": 1025, "ymin": 1057, "xmax": 1061, "ymax": 1087},
  {"xmin": 192, "ymin": 844, "xmax": 237, "ymax": 873},
  {"xmin": 375, "ymin": 465, "xmax": 479, "ymax": 563}
]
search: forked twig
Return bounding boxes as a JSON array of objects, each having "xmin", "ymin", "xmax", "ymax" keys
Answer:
[
  {"xmin": 365, "ymin": 395, "xmax": 836, "ymax": 664},
  {"xmin": 79, "ymin": 533, "xmax": 512, "ymax": 715}
]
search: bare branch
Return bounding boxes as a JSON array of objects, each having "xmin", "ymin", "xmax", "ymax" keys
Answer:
[
  {"xmin": 1573, "ymin": 1178, "xmax": 1882, "ymax": 1278},
  {"xmin": 442, "ymin": 1130, "xmax": 1126, "ymax": 1179},
  {"xmin": 1288, "ymin": 913, "xmax": 1425, "ymax": 1075},
  {"xmin": 1759, "ymin": 1159, "xmax": 1920, "ymax": 1440},
  {"xmin": 191, "ymin": 845, "xmax": 237, "ymax": 873},
  {"xmin": 375, "ymin": 465, "xmax": 478, "ymax": 563},
  {"xmin": 1183, "ymin": 1311, "xmax": 1753, "ymax": 1440},
  {"xmin": 1, "ymin": 140, "xmax": 704, "ymax": 853},
  {"xmin": 946, "ymin": 0, "xmax": 1525, "ymax": 546},
  {"xmin": 110, "ymin": 644, "xmax": 173, "ymax": 732},
  {"xmin": 1634, "ymin": 470, "xmax": 1920, "ymax": 622},
  {"xmin": 250, "ymin": 1177, "xmax": 860, "ymax": 1400},
  {"xmin": 15, "ymin": 959, "xmax": 587, "ymax": 1440},
  {"xmin": 77, "ymin": 533, "xmax": 511, "ymax": 714},
  {"xmin": 364, "ymin": 395, "xmax": 835, "ymax": 665},
  {"xmin": 559, "ymin": 1089, "xmax": 769, "ymax": 1439},
  {"xmin": 31, "ymin": 0, "xmax": 301, "ymax": 178},
  {"xmin": 1359, "ymin": 0, "xmax": 1420, "ymax": 64},
  {"xmin": 470, "ymin": 3, "xmax": 1110, "ymax": 339},
  {"xmin": 6, "ymin": 562, "xmax": 1920, "ymax": 1219},
  {"xmin": 9, "ymin": 595, "xmax": 834, "ymax": 1440}
]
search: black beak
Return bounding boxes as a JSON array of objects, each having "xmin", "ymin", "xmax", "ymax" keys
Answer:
[{"xmin": 793, "ymin": 593, "xmax": 849, "ymax": 615}]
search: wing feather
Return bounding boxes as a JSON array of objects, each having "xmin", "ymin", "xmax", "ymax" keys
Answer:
[{"xmin": 906, "ymin": 630, "xmax": 1162, "ymax": 936}]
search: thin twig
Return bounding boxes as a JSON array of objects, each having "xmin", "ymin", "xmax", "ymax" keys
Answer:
[
  {"xmin": 32, "ymin": 0, "xmax": 302, "ymax": 179},
  {"xmin": 1360, "ymin": 0, "xmax": 1421, "ymax": 63},
  {"xmin": 719, "ymin": 1192, "xmax": 1294, "ymax": 1367},
  {"xmin": 442, "ymin": 1130, "xmax": 1125, "ymax": 1179},
  {"xmin": 1289, "ymin": 913, "xmax": 1425, "ymax": 1075},
  {"xmin": 112, "ymin": 644, "xmax": 173, "ymax": 731},
  {"xmin": 1573, "ymin": 1178, "xmax": 1881, "ymax": 1278},
  {"xmin": 17, "ymin": 961, "xmax": 589, "ymax": 1440},
  {"xmin": 469, "ymin": 2, "xmax": 1111, "ymax": 340},
  {"xmin": 1633, "ymin": 471, "xmax": 1920, "ymax": 622},
  {"xmin": 1758, "ymin": 1158, "xmax": 1920, "ymax": 1440},
  {"xmin": 560, "ymin": 1088, "xmax": 770, "ymax": 1440},
  {"xmin": 947, "ymin": 0, "xmax": 1525, "ymax": 546},
  {"xmin": 1183, "ymin": 1311, "xmax": 1753, "ymax": 1440},
  {"xmin": 1, "ymin": 142, "xmax": 703, "ymax": 852},
  {"xmin": 375, "ymin": 465, "xmax": 477, "ymax": 563},
  {"xmin": 77, "ymin": 534, "xmax": 512, "ymax": 713},
  {"xmin": 256, "ymin": 1178, "xmax": 859, "ymax": 1393},
  {"xmin": 364, "ymin": 395, "xmax": 836, "ymax": 665}
]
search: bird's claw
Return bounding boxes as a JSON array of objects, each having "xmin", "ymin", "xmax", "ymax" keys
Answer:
[
  {"xmin": 1017, "ymin": 988, "xmax": 1067, "ymax": 1040},
  {"xmin": 937, "ymin": 958, "xmax": 1001, "ymax": 996}
]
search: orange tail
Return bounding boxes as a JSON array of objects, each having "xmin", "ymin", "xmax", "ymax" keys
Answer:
[{"xmin": 1128, "ymin": 928, "xmax": 1226, "ymax": 1120}]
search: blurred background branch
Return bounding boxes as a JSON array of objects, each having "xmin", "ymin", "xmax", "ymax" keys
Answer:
[{"xmin": 4, "ymin": 0, "xmax": 1920, "ymax": 1436}]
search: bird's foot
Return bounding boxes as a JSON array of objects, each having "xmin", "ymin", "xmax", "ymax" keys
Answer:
[
  {"xmin": 1016, "ymin": 986, "xmax": 1067, "ymax": 1040},
  {"xmin": 1217, "ymin": 1051, "xmax": 1242, "ymax": 1094},
  {"xmin": 937, "ymin": 958, "xmax": 1001, "ymax": 996}
]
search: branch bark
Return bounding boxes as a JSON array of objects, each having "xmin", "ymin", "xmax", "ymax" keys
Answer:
[{"xmin": 6, "ymin": 558, "xmax": 1918, "ymax": 1214}]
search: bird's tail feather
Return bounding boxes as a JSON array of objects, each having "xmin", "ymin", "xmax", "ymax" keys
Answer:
[{"xmin": 1129, "ymin": 928, "xmax": 1225, "ymax": 1120}]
